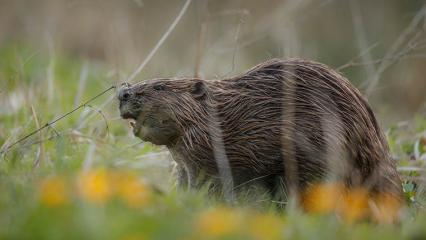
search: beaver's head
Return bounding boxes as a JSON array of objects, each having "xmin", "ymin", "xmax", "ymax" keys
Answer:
[{"xmin": 118, "ymin": 79, "xmax": 207, "ymax": 146}]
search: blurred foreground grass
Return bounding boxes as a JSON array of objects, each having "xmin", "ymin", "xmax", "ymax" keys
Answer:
[{"xmin": 1, "ymin": 45, "xmax": 426, "ymax": 240}]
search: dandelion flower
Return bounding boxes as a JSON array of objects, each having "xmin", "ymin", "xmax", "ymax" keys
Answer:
[
  {"xmin": 302, "ymin": 182, "xmax": 344, "ymax": 214},
  {"xmin": 339, "ymin": 188, "xmax": 369, "ymax": 223},
  {"xmin": 77, "ymin": 169, "xmax": 111, "ymax": 204},
  {"xmin": 39, "ymin": 176, "xmax": 69, "ymax": 207}
]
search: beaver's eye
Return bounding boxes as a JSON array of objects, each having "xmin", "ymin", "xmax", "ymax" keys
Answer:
[{"xmin": 153, "ymin": 84, "xmax": 165, "ymax": 91}]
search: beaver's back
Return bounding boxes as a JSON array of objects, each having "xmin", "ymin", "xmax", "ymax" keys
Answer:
[{"xmin": 200, "ymin": 59, "xmax": 402, "ymax": 198}]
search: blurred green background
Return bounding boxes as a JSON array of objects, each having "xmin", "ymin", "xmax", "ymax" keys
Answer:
[{"xmin": 1, "ymin": 0, "xmax": 425, "ymax": 122}]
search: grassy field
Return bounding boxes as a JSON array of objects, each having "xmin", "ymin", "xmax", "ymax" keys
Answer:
[{"xmin": 1, "ymin": 44, "xmax": 426, "ymax": 240}]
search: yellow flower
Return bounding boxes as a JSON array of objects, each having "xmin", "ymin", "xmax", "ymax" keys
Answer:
[
  {"xmin": 195, "ymin": 207, "xmax": 241, "ymax": 237},
  {"xmin": 371, "ymin": 193, "xmax": 402, "ymax": 224},
  {"xmin": 77, "ymin": 169, "xmax": 112, "ymax": 204},
  {"xmin": 39, "ymin": 176, "xmax": 69, "ymax": 207},
  {"xmin": 302, "ymin": 182, "xmax": 401, "ymax": 224},
  {"xmin": 338, "ymin": 188, "xmax": 369, "ymax": 223},
  {"xmin": 302, "ymin": 182, "xmax": 345, "ymax": 214},
  {"xmin": 248, "ymin": 213, "xmax": 284, "ymax": 240},
  {"xmin": 114, "ymin": 172, "xmax": 151, "ymax": 208}
]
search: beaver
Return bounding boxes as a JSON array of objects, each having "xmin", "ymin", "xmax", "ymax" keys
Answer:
[{"xmin": 118, "ymin": 58, "xmax": 403, "ymax": 201}]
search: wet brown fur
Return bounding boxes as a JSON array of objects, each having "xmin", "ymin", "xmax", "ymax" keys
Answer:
[{"xmin": 118, "ymin": 58, "xmax": 403, "ymax": 200}]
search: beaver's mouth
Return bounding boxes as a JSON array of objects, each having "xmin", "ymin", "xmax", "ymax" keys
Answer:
[
  {"xmin": 129, "ymin": 120, "xmax": 136, "ymax": 128},
  {"xmin": 125, "ymin": 115, "xmax": 144, "ymax": 137},
  {"xmin": 119, "ymin": 108, "xmax": 143, "ymax": 136},
  {"xmin": 120, "ymin": 111, "xmax": 139, "ymax": 120}
]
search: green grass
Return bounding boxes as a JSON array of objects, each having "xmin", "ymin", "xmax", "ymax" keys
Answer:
[{"xmin": 1, "ymin": 44, "xmax": 426, "ymax": 240}]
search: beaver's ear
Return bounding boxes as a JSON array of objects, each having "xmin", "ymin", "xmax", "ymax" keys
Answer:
[{"xmin": 191, "ymin": 81, "xmax": 206, "ymax": 100}]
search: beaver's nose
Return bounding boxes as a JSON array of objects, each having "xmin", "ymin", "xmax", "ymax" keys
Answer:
[
  {"xmin": 118, "ymin": 87, "xmax": 133, "ymax": 102},
  {"xmin": 120, "ymin": 82, "xmax": 131, "ymax": 88}
]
